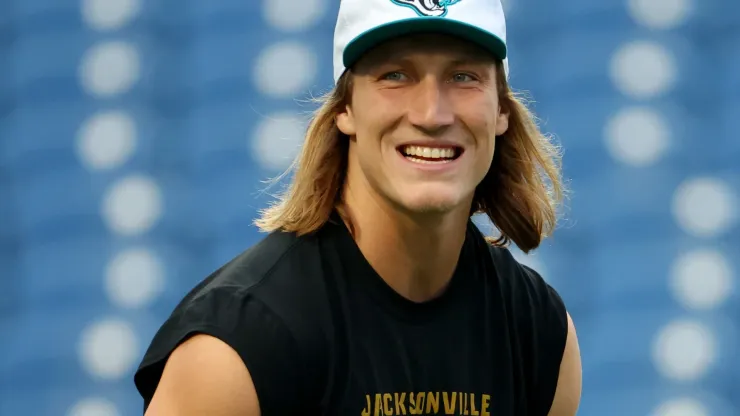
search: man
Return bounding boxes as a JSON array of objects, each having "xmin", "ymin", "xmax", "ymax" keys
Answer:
[{"xmin": 134, "ymin": 0, "xmax": 582, "ymax": 414}]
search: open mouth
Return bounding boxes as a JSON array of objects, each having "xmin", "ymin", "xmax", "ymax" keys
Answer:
[{"xmin": 397, "ymin": 145, "xmax": 464, "ymax": 164}]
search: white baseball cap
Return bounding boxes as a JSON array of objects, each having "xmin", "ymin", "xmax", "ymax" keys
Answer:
[{"xmin": 333, "ymin": 0, "xmax": 509, "ymax": 83}]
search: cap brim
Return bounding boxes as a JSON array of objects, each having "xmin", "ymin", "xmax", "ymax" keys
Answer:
[{"xmin": 343, "ymin": 17, "xmax": 507, "ymax": 70}]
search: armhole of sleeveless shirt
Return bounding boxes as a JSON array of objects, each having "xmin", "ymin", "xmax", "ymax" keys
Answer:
[
  {"xmin": 519, "ymin": 264, "xmax": 568, "ymax": 414},
  {"xmin": 487, "ymin": 245, "xmax": 568, "ymax": 413}
]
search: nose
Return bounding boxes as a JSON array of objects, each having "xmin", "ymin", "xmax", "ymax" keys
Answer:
[{"xmin": 406, "ymin": 77, "xmax": 454, "ymax": 135}]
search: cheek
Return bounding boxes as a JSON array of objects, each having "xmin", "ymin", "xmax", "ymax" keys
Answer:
[
  {"xmin": 467, "ymin": 111, "xmax": 498, "ymax": 151},
  {"xmin": 475, "ymin": 137, "xmax": 496, "ymax": 177},
  {"xmin": 352, "ymin": 112, "xmax": 396, "ymax": 158},
  {"xmin": 352, "ymin": 89, "xmax": 402, "ymax": 135},
  {"xmin": 351, "ymin": 123, "xmax": 389, "ymax": 178},
  {"xmin": 469, "ymin": 114, "xmax": 497, "ymax": 175}
]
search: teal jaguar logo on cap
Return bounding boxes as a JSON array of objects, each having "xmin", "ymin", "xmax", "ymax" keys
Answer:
[
  {"xmin": 334, "ymin": 0, "xmax": 508, "ymax": 82},
  {"xmin": 390, "ymin": 0, "xmax": 463, "ymax": 17}
]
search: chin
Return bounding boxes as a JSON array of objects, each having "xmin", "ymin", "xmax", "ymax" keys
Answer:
[{"xmin": 396, "ymin": 192, "xmax": 465, "ymax": 215}]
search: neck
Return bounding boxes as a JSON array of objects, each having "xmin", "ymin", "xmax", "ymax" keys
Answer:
[{"xmin": 339, "ymin": 183, "xmax": 471, "ymax": 303}]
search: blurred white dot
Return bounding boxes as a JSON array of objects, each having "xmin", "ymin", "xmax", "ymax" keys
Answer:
[
  {"xmin": 68, "ymin": 397, "xmax": 120, "ymax": 416},
  {"xmin": 102, "ymin": 175, "xmax": 163, "ymax": 236},
  {"xmin": 80, "ymin": 41, "xmax": 140, "ymax": 98},
  {"xmin": 263, "ymin": 0, "xmax": 328, "ymax": 32},
  {"xmin": 79, "ymin": 319, "xmax": 138, "ymax": 380},
  {"xmin": 77, "ymin": 111, "xmax": 137, "ymax": 171},
  {"xmin": 672, "ymin": 177, "xmax": 737, "ymax": 238},
  {"xmin": 252, "ymin": 112, "xmax": 307, "ymax": 171},
  {"xmin": 253, "ymin": 42, "xmax": 317, "ymax": 98},
  {"xmin": 671, "ymin": 249, "xmax": 733, "ymax": 310},
  {"xmin": 106, "ymin": 248, "xmax": 164, "ymax": 309},
  {"xmin": 652, "ymin": 320, "xmax": 716, "ymax": 381},
  {"xmin": 652, "ymin": 398, "xmax": 708, "ymax": 416},
  {"xmin": 604, "ymin": 106, "xmax": 669, "ymax": 167},
  {"xmin": 628, "ymin": 0, "xmax": 693, "ymax": 30},
  {"xmin": 610, "ymin": 41, "xmax": 677, "ymax": 99},
  {"xmin": 81, "ymin": 0, "xmax": 141, "ymax": 31}
]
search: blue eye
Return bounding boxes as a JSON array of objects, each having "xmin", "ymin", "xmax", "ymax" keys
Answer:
[
  {"xmin": 382, "ymin": 72, "xmax": 407, "ymax": 81},
  {"xmin": 451, "ymin": 73, "xmax": 475, "ymax": 82}
]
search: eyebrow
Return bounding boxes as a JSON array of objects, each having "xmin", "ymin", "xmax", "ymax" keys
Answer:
[
  {"xmin": 370, "ymin": 55, "xmax": 491, "ymax": 69},
  {"xmin": 447, "ymin": 57, "xmax": 492, "ymax": 67}
]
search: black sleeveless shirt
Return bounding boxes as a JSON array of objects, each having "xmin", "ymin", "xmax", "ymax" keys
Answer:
[{"xmin": 134, "ymin": 216, "xmax": 568, "ymax": 415}]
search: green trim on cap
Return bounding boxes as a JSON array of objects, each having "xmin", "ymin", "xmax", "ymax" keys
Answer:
[{"xmin": 343, "ymin": 17, "xmax": 507, "ymax": 69}]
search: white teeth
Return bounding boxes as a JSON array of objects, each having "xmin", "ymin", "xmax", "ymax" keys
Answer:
[{"xmin": 401, "ymin": 145, "xmax": 456, "ymax": 159}]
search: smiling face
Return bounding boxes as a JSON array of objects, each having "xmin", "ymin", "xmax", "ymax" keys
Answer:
[{"xmin": 336, "ymin": 33, "xmax": 510, "ymax": 217}]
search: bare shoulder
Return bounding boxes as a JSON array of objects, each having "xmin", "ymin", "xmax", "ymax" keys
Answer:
[
  {"xmin": 145, "ymin": 334, "xmax": 261, "ymax": 416},
  {"xmin": 548, "ymin": 313, "xmax": 582, "ymax": 416}
]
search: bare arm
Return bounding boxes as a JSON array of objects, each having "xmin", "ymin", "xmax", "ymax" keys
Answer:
[
  {"xmin": 145, "ymin": 334, "xmax": 261, "ymax": 416},
  {"xmin": 547, "ymin": 313, "xmax": 582, "ymax": 416}
]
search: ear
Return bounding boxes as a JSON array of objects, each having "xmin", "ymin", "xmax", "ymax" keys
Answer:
[
  {"xmin": 336, "ymin": 104, "xmax": 357, "ymax": 136},
  {"xmin": 495, "ymin": 105, "xmax": 510, "ymax": 136}
]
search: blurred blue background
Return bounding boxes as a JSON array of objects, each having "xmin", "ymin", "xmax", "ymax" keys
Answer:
[{"xmin": 0, "ymin": 0, "xmax": 738, "ymax": 415}]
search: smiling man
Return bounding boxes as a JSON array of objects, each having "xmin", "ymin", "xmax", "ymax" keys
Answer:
[{"xmin": 134, "ymin": 0, "xmax": 582, "ymax": 415}]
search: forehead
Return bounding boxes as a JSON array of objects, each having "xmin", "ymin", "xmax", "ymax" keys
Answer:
[{"xmin": 358, "ymin": 33, "xmax": 496, "ymax": 66}]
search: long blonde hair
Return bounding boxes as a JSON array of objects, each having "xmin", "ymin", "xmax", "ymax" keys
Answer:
[{"xmin": 254, "ymin": 61, "xmax": 564, "ymax": 253}]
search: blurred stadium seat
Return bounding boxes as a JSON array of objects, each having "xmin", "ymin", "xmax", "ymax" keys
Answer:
[
  {"xmin": 2, "ymin": 103, "xmax": 94, "ymax": 173},
  {"xmin": 0, "ymin": 385, "xmax": 142, "ymax": 416},
  {"xmin": 18, "ymin": 234, "xmax": 113, "ymax": 310},
  {"xmin": 689, "ymin": 0, "xmax": 740, "ymax": 34},
  {"xmin": 580, "ymin": 308, "xmax": 738, "ymax": 388},
  {"xmin": 12, "ymin": 168, "xmax": 107, "ymax": 239},
  {"xmin": 579, "ymin": 386, "xmax": 737, "ymax": 416},
  {"xmin": 12, "ymin": 0, "xmax": 81, "ymax": 32}
]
